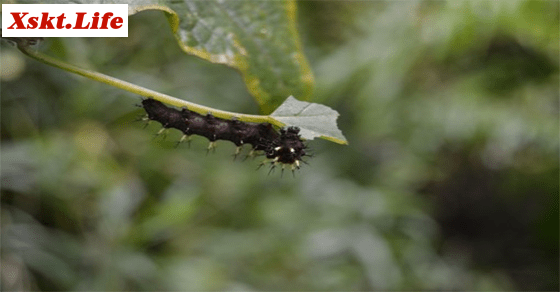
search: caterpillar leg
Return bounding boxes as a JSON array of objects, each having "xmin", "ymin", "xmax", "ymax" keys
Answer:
[
  {"xmin": 175, "ymin": 135, "xmax": 192, "ymax": 148},
  {"xmin": 141, "ymin": 117, "xmax": 151, "ymax": 128},
  {"xmin": 232, "ymin": 146, "xmax": 243, "ymax": 161},
  {"xmin": 256, "ymin": 158, "xmax": 269, "ymax": 170},
  {"xmin": 154, "ymin": 127, "xmax": 169, "ymax": 140},
  {"xmin": 267, "ymin": 163, "xmax": 277, "ymax": 176},
  {"xmin": 206, "ymin": 141, "xmax": 217, "ymax": 155},
  {"xmin": 244, "ymin": 149, "xmax": 256, "ymax": 161}
]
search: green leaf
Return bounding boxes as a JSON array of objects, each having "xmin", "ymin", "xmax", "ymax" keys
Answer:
[
  {"xmin": 129, "ymin": 0, "xmax": 315, "ymax": 113},
  {"xmin": 270, "ymin": 96, "xmax": 348, "ymax": 145},
  {"xmin": 12, "ymin": 0, "xmax": 315, "ymax": 112}
]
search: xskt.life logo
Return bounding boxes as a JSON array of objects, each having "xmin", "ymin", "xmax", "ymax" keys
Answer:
[{"xmin": 2, "ymin": 4, "xmax": 128, "ymax": 37}]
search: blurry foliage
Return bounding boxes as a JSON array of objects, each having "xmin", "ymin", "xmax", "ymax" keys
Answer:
[{"xmin": 1, "ymin": 1, "xmax": 558, "ymax": 291}]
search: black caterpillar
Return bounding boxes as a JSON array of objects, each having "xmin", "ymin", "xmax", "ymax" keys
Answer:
[{"xmin": 141, "ymin": 98, "xmax": 307, "ymax": 172}]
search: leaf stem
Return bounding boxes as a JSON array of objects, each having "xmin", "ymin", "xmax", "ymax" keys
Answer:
[{"xmin": 16, "ymin": 43, "xmax": 275, "ymax": 124}]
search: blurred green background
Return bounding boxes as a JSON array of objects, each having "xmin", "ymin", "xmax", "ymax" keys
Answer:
[{"xmin": 1, "ymin": 1, "xmax": 558, "ymax": 290}]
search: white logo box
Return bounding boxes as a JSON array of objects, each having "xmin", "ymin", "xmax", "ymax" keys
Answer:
[{"xmin": 2, "ymin": 4, "xmax": 128, "ymax": 37}]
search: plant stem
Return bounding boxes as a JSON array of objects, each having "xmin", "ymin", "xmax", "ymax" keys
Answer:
[{"xmin": 16, "ymin": 44, "xmax": 274, "ymax": 124}]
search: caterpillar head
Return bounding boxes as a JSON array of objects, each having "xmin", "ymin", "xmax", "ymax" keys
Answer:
[{"xmin": 266, "ymin": 127, "xmax": 307, "ymax": 168}]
